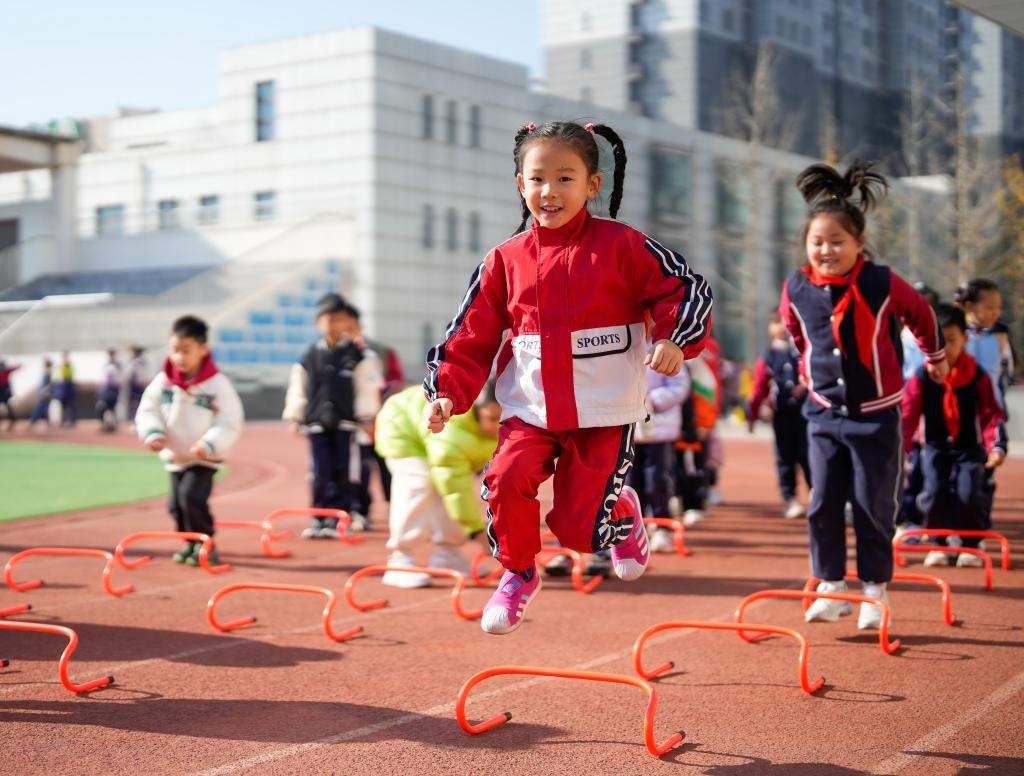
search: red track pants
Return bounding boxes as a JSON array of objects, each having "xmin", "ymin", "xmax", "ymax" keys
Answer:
[{"xmin": 482, "ymin": 418, "xmax": 636, "ymax": 571}]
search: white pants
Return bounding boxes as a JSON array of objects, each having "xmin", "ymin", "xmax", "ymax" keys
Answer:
[{"xmin": 385, "ymin": 457, "xmax": 467, "ymax": 552}]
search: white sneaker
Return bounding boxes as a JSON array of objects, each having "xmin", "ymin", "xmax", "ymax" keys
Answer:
[
  {"xmin": 923, "ymin": 550, "xmax": 949, "ymax": 567},
  {"xmin": 348, "ymin": 512, "xmax": 369, "ymax": 532},
  {"xmin": 667, "ymin": 496, "xmax": 683, "ymax": 518},
  {"xmin": 956, "ymin": 552, "xmax": 984, "ymax": 568},
  {"xmin": 319, "ymin": 526, "xmax": 342, "ymax": 540},
  {"xmin": 784, "ymin": 498, "xmax": 806, "ymax": 520},
  {"xmin": 428, "ymin": 546, "xmax": 472, "ymax": 576},
  {"xmin": 804, "ymin": 580, "xmax": 853, "ymax": 622},
  {"xmin": 683, "ymin": 509, "xmax": 704, "ymax": 527},
  {"xmin": 858, "ymin": 583, "xmax": 891, "ymax": 630},
  {"xmin": 894, "ymin": 523, "xmax": 922, "ymax": 541},
  {"xmin": 381, "ymin": 552, "xmax": 431, "ymax": 588},
  {"xmin": 648, "ymin": 529, "xmax": 676, "ymax": 554},
  {"xmin": 707, "ymin": 487, "xmax": 723, "ymax": 506},
  {"xmin": 301, "ymin": 525, "xmax": 321, "ymax": 540}
]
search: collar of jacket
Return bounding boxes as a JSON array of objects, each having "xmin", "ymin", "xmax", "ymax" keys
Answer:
[
  {"xmin": 163, "ymin": 354, "xmax": 219, "ymax": 389},
  {"xmin": 530, "ymin": 205, "xmax": 590, "ymax": 246}
]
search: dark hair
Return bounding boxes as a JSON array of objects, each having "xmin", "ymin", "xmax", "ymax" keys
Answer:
[
  {"xmin": 171, "ymin": 315, "xmax": 209, "ymax": 344},
  {"xmin": 512, "ymin": 120, "xmax": 627, "ymax": 235},
  {"xmin": 913, "ymin": 282, "xmax": 940, "ymax": 308},
  {"xmin": 935, "ymin": 302, "xmax": 967, "ymax": 333},
  {"xmin": 796, "ymin": 160, "xmax": 888, "ymax": 243},
  {"xmin": 344, "ymin": 301, "xmax": 361, "ymax": 322},
  {"xmin": 955, "ymin": 278, "xmax": 999, "ymax": 305},
  {"xmin": 316, "ymin": 292, "xmax": 349, "ymax": 319}
]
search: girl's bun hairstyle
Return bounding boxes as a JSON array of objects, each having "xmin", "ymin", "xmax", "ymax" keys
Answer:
[
  {"xmin": 795, "ymin": 160, "xmax": 889, "ymax": 242},
  {"xmin": 954, "ymin": 277, "xmax": 999, "ymax": 305}
]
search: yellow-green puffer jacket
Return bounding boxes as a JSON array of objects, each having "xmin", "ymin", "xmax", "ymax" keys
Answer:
[{"xmin": 375, "ymin": 386, "xmax": 497, "ymax": 534}]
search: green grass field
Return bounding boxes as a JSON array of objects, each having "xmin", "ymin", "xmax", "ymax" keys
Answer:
[{"xmin": 0, "ymin": 440, "xmax": 185, "ymax": 522}]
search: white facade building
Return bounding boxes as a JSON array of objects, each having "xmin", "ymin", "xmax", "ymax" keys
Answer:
[{"xmin": 0, "ymin": 26, "xmax": 951, "ymax": 400}]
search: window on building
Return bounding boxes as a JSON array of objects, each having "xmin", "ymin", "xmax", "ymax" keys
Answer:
[
  {"xmin": 158, "ymin": 199, "xmax": 180, "ymax": 230},
  {"xmin": 198, "ymin": 194, "xmax": 220, "ymax": 225},
  {"xmin": 803, "ymin": 25, "xmax": 811, "ymax": 45},
  {"xmin": 700, "ymin": 1, "xmax": 709, "ymax": 22},
  {"xmin": 468, "ymin": 211, "xmax": 482, "ymax": 254},
  {"xmin": 446, "ymin": 100, "xmax": 458, "ymax": 144},
  {"xmin": 469, "ymin": 105, "xmax": 482, "ymax": 148},
  {"xmin": 723, "ymin": 9, "xmax": 734, "ymax": 31},
  {"xmin": 629, "ymin": 39, "xmax": 642, "ymax": 64},
  {"xmin": 629, "ymin": 79, "xmax": 643, "ymax": 105},
  {"xmin": 774, "ymin": 179, "xmax": 805, "ymax": 240},
  {"xmin": 714, "ymin": 246, "xmax": 750, "ymax": 360},
  {"xmin": 255, "ymin": 80, "xmax": 275, "ymax": 142},
  {"xmin": 422, "ymin": 94, "xmax": 434, "ymax": 140},
  {"xmin": 422, "ymin": 204, "xmax": 434, "ymax": 248},
  {"xmin": 581, "ymin": 49, "xmax": 592, "ymax": 69},
  {"xmin": 650, "ymin": 148, "xmax": 692, "ymax": 222},
  {"xmin": 715, "ymin": 162, "xmax": 750, "ymax": 231},
  {"xmin": 254, "ymin": 190, "xmax": 276, "ymax": 221},
  {"xmin": 95, "ymin": 205, "xmax": 124, "ymax": 236},
  {"xmin": 446, "ymin": 208, "xmax": 458, "ymax": 251}
]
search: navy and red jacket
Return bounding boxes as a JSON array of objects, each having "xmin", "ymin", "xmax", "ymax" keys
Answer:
[
  {"xmin": 747, "ymin": 341, "xmax": 804, "ymax": 418},
  {"xmin": 424, "ymin": 207, "xmax": 713, "ymax": 431},
  {"xmin": 779, "ymin": 260, "xmax": 944, "ymax": 417},
  {"xmin": 901, "ymin": 363, "xmax": 1007, "ymax": 455}
]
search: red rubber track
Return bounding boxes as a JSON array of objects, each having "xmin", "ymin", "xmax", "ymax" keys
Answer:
[{"xmin": 1, "ymin": 422, "xmax": 1022, "ymax": 774}]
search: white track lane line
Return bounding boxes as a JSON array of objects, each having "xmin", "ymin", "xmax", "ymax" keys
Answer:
[{"xmin": 868, "ymin": 667, "xmax": 1024, "ymax": 775}]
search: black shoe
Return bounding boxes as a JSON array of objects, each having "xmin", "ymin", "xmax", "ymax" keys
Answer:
[
  {"xmin": 173, "ymin": 542, "xmax": 197, "ymax": 563},
  {"xmin": 543, "ymin": 553, "xmax": 573, "ymax": 577},
  {"xmin": 585, "ymin": 552, "xmax": 612, "ymax": 578},
  {"xmin": 186, "ymin": 545, "xmax": 220, "ymax": 567}
]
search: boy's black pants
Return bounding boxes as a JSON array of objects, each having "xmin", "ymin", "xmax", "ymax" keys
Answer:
[
  {"xmin": 918, "ymin": 445, "xmax": 987, "ymax": 548},
  {"xmin": 169, "ymin": 465, "xmax": 216, "ymax": 536},
  {"xmin": 772, "ymin": 409, "xmax": 810, "ymax": 501},
  {"xmin": 310, "ymin": 429, "xmax": 359, "ymax": 524},
  {"xmin": 629, "ymin": 441, "xmax": 675, "ymax": 518}
]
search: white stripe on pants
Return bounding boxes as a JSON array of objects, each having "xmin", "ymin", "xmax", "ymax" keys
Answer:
[{"xmin": 385, "ymin": 457, "xmax": 467, "ymax": 552}]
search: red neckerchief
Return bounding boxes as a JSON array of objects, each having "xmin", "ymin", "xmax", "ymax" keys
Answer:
[
  {"xmin": 943, "ymin": 351, "xmax": 977, "ymax": 440},
  {"xmin": 802, "ymin": 256, "xmax": 876, "ymax": 378},
  {"xmin": 163, "ymin": 354, "xmax": 219, "ymax": 389}
]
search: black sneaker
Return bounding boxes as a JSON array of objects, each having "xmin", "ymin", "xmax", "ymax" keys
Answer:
[
  {"xmin": 543, "ymin": 553, "xmax": 573, "ymax": 577},
  {"xmin": 585, "ymin": 551, "xmax": 612, "ymax": 578},
  {"xmin": 172, "ymin": 542, "xmax": 196, "ymax": 563},
  {"xmin": 186, "ymin": 545, "xmax": 220, "ymax": 567}
]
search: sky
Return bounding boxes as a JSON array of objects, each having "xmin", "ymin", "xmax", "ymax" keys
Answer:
[{"xmin": 0, "ymin": 1, "xmax": 541, "ymax": 128}]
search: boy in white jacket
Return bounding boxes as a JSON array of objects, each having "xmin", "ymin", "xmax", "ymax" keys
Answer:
[{"xmin": 136, "ymin": 315, "xmax": 244, "ymax": 565}]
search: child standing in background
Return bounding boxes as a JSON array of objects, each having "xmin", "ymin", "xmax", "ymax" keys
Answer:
[
  {"xmin": 56, "ymin": 351, "xmax": 76, "ymax": 427},
  {"xmin": 425, "ymin": 120, "xmax": 712, "ymax": 635},
  {"xmin": 96, "ymin": 348, "xmax": 121, "ymax": 433},
  {"xmin": 283, "ymin": 294, "xmax": 382, "ymax": 539},
  {"xmin": 0, "ymin": 356, "xmax": 20, "ymax": 430},
  {"xmin": 901, "ymin": 304, "xmax": 1005, "ymax": 567},
  {"xmin": 28, "ymin": 357, "xmax": 54, "ymax": 430},
  {"xmin": 747, "ymin": 311, "xmax": 810, "ymax": 519},
  {"xmin": 779, "ymin": 161, "xmax": 946, "ymax": 630},
  {"xmin": 632, "ymin": 346, "xmax": 690, "ymax": 552},
  {"xmin": 676, "ymin": 354, "xmax": 718, "ymax": 527},
  {"xmin": 136, "ymin": 316, "xmax": 244, "ymax": 566}
]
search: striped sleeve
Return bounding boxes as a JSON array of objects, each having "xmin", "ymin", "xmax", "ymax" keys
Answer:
[
  {"xmin": 636, "ymin": 235, "xmax": 714, "ymax": 358},
  {"xmin": 890, "ymin": 270, "xmax": 945, "ymax": 363},
  {"xmin": 423, "ymin": 249, "xmax": 509, "ymax": 416}
]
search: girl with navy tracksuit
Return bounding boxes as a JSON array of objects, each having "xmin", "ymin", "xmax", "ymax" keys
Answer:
[
  {"xmin": 779, "ymin": 161, "xmax": 946, "ymax": 630},
  {"xmin": 424, "ymin": 121, "xmax": 713, "ymax": 635}
]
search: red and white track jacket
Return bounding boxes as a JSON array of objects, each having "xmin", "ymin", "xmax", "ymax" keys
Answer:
[{"xmin": 424, "ymin": 207, "xmax": 713, "ymax": 431}]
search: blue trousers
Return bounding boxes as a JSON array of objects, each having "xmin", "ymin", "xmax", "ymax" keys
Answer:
[
  {"xmin": 309, "ymin": 429, "xmax": 359, "ymax": 525},
  {"xmin": 918, "ymin": 445, "xmax": 986, "ymax": 548},
  {"xmin": 772, "ymin": 409, "xmax": 810, "ymax": 501},
  {"xmin": 806, "ymin": 408, "xmax": 902, "ymax": 583}
]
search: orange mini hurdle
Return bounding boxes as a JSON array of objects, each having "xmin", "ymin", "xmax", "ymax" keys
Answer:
[
  {"xmin": 456, "ymin": 665, "xmax": 686, "ymax": 757},
  {"xmin": 632, "ymin": 620, "xmax": 824, "ymax": 695},
  {"xmin": 257, "ymin": 508, "xmax": 363, "ymax": 559},
  {"xmin": 344, "ymin": 565, "xmax": 484, "ymax": 620},
  {"xmin": 643, "ymin": 518, "xmax": 692, "ymax": 556},
  {"xmin": 207, "ymin": 583, "xmax": 362, "ymax": 642},
  {"xmin": 470, "ymin": 547, "xmax": 603, "ymax": 594},
  {"xmin": 804, "ymin": 573, "xmax": 959, "ymax": 626},
  {"xmin": 735, "ymin": 589, "xmax": 901, "ymax": 655},
  {"xmin": 214, "ymin": 520, "xmax": 291, "ymax": 559},
  {"xmin": 0, "ymin": 620, "xmax": 113, "ymax": 694},
  {"xmin": 114, "ymin": 531, "xmax": 231, "ymax": 574},
  {"xmin": 892, "ymin": 543, "xmax": 993, "ymax": 590},
  {"xmin": 893, "ymin": 528, "xmax": 1010, "ymax": 570},
  {"xmin": 0, "ymin": 603, "xmax": 31, "ymax": 618},
  {"xmin": 5, "ymin": 548, "xmax": 133, "ymax": 597}
]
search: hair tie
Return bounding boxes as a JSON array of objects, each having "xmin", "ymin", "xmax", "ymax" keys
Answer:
[
  {"xmin": 524, "ymin": 122, "xmax": 537, "ymax": 132},
  {"xmin": 584, "ymin": 123, "xmax": 596, "ymax": 133}
]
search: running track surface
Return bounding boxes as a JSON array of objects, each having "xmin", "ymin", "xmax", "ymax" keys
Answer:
[{"xmin": 1, "ymin": 423, "xmax": 1022, "ymax": 775}]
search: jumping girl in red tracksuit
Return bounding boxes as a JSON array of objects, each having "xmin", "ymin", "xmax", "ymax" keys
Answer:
[{"xmin": 424, "ymin": 121, "xmax": 713, "ymax": 634}]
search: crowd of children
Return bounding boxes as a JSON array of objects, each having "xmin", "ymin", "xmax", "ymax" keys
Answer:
[{"xmin": 2, "ymin": 122, "xmax": 1016, "ymax": 642}]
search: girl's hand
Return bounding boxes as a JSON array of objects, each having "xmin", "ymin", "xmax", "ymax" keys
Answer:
[
  {"xmin": 426, "ymin": 398, "xmax": 453, "ymax": 433},
  {"xmin": 986, "ymin": 449, "xmax": 1006, "ymax": 470},
  {"xmin": 145, "ymin": 436, "xmax": 165, "ymax": 452},
  {"xmin": 190, "ymin": 443, "xmax": 210, "ymax": 461},
  {"xmin": 925, "ymin": 359, "xmax": 950, "ymax": 383},
  {"xmin": 645, "ymin": 340, "xmax": 684, "ymax": 376}
]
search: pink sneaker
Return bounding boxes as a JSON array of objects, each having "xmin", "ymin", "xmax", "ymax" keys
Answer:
[
  {"xmin": 610, "ymin": 486, "xmax": 649, "ymax": 581},
  {"xmin": 480, "ymin": 570, "xmax": 542, "ymax": 635}
]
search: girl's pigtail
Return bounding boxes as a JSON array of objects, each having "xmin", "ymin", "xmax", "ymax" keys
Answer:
[
  {"xmin": 844, "ymin": 160, "xmax": 888, "ymax": 213},
  {"xmin": 513, "ymin": 123, "xmax": 535, "ymax": 235},
  {"xmin": 590, "ymin": 124, "xmax": 628, "ymax": 219},
  {"xmin": 795, "ymin": 163, "xmax": 849, "ymax": 205}
]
